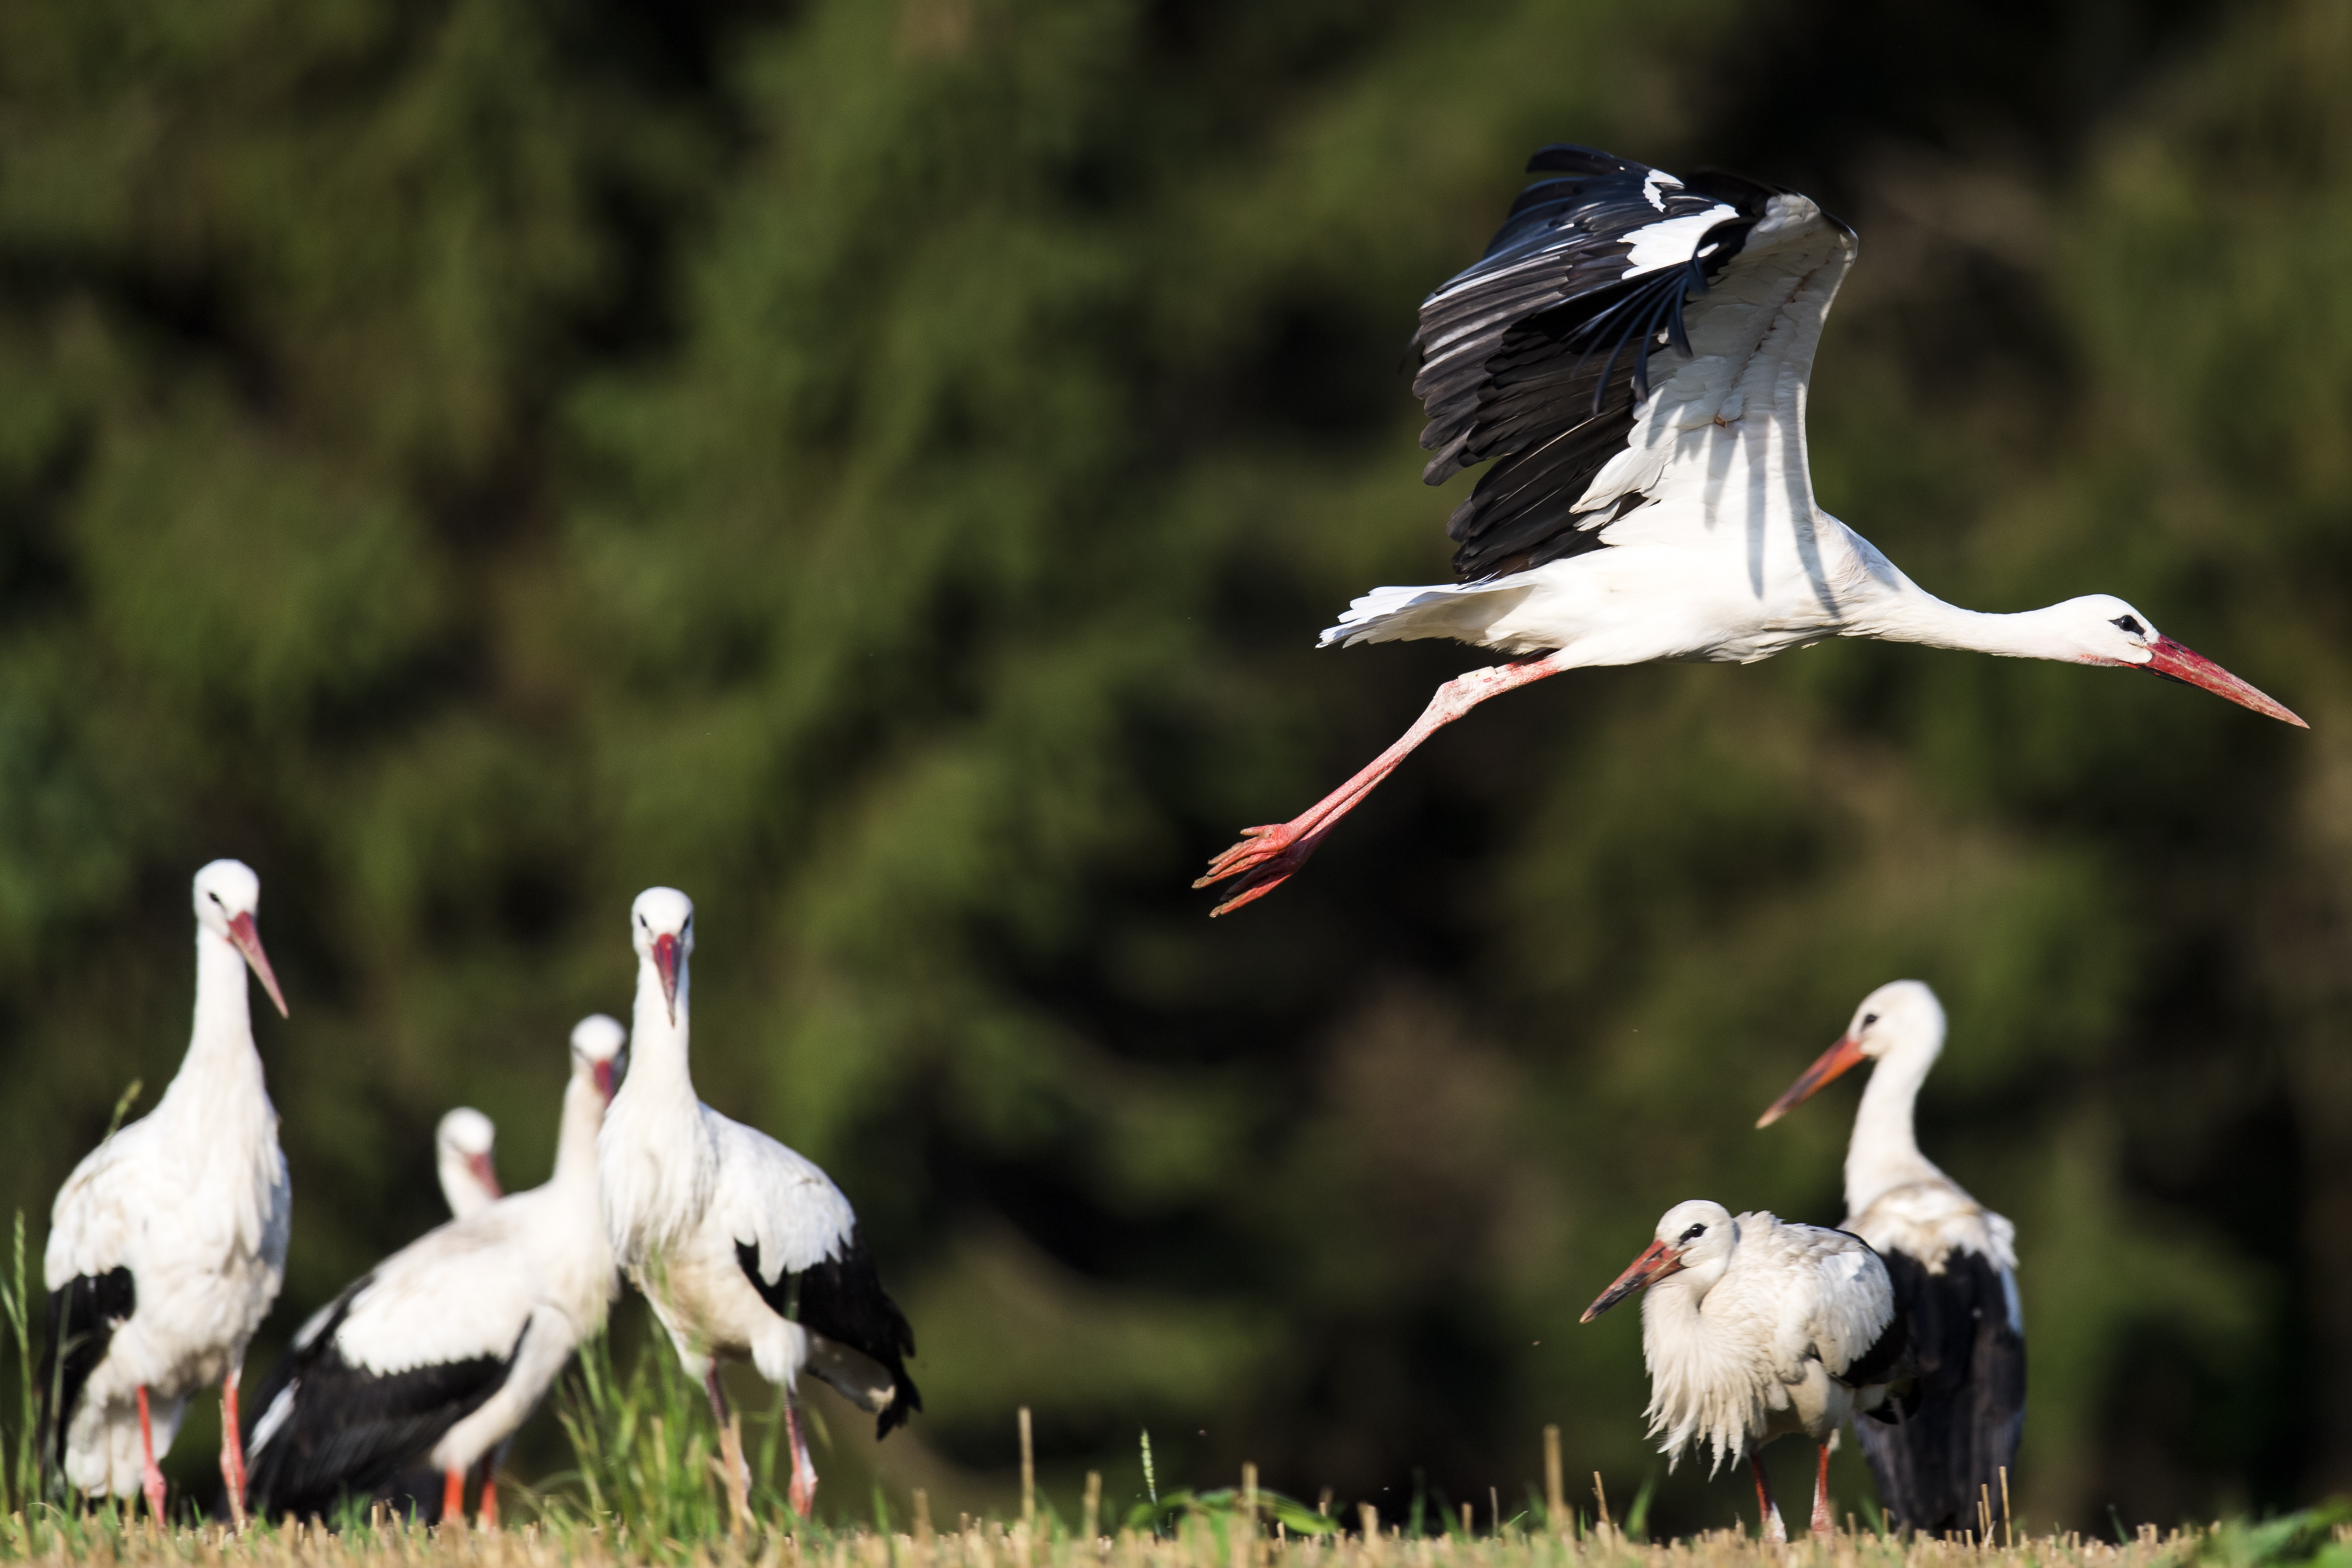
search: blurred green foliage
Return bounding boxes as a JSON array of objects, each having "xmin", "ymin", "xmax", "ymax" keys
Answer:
[{"xmin": 1, "ymin": 0, "xmax": 2348, "ymax": 1540}]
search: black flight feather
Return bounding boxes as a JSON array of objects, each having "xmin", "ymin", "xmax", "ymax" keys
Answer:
[
  {"xmin": 1851, "ymin": 1248, "xmax": 2026, "ymax": 1534},
  {"xmin": 241, "ymin": 1288, "xmax": 524, "ymax": 1523},
  {"xmin": 37, "ymin": 1267, "xmax": 136, "ymax": 1476},
  {"xmin": 736, "ymin": 1234, "xmax": 922, "ymax": 1438}
]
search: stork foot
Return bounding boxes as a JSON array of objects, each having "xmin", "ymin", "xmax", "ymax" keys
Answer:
[
  {"xmin": 1809, "ymin": 1441, "xmax": 1835, "ymax": 1537},
  {"xmin": 1194, "ymin": 820, "xmax": 1335, "ymax": 916},
  {"xmin": 785, "ymin": 1391, "xmax": 818, "ymax": 1519},
  {"xmin": 716, "ymin": 1411, "xmax": 755, "ymax": 1534},
  {"xmin": 1749, "ymin": 1452, "xmax": 1785, "ymax": 1545},
  {"xmin": 442, "ymin": 1467, "xmax": 467, "ymax": 1528}
]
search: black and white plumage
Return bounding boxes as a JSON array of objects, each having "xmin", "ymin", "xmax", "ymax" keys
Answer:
[
  {"xmin": 1581, "ymin": 1200, "xmax": 1908, "ymax": 1541},
  {"xmin": 40, "ymin": 859, "xmax": 291, "ymax": 1524},
  {"xmin": 598, "ymin": 887, "xmax": 919, "ymax": 1522},
  {"xmin": 1757, "ymin": 980, "xmax": 2025, "ymax": 1535},
  {"xmin": 1196, "ymin": 144, "xmax": 2303, "ymax": 915},
  {"xmin": 243, "ymin": 1016, "xmax": 624, "ymax": 1526},
  {"xmin": 435, "ymin": 1109, "xmax": 502, "ymax": 1218}
]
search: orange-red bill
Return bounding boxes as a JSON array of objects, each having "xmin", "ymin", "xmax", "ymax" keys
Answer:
[
  {"xmin": 469, "ymin": 1152, "xmax": 503, "ymax": 1201},
  {"xmin": 2144, "ymin": 636, "xmax": 2306, "ymax": 728},
  {"xmin": 1754, "ymin": 1034, "xmax": 1867, "ymax": 1129},
  {"xmin": 226, "ymin": 911, "xmax": 289, "ymax": 1019},
  {"xmin": 653, "ymin": 932, "xmax": 680, "ymax": 1023},
  {"xmin": 1580, "ymin": 1237, "xmax": 1685, "ymax": 1323}
]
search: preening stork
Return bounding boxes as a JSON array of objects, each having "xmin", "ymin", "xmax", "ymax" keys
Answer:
[
  {"xmin": 435, "ymin": 1109, "xmax": 502, "ymax": 1218},
  {"xmin": 1581, "ymin": 1200, "xmax": 1908, "ymax": 1541},
  {"xmin": 1196, "ymin": 144, "xmax": 2304, "ymax": 915},
  {"xmin": 242, "ymin": 1016, "xmax": 624, "ymax": 1526},
  {"xmin": 1757, "ymin": 980, "xmax": 2025, "ymax": 1535},
  {"xmin": 598, "ymin": 887, "xmax": 920, "ymax": 1524},
  {"xmin": 40, "ymin": 859, "xmax": 291, "ymax": 1525}
]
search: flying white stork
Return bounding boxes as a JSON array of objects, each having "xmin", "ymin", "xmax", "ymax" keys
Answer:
[
  {"xmin": 435, "ymin": 1109, "xmax": 502, "ymax": 1218},
  {"xmin": 1581, "ymin": 1200, "xmax": 1908, "ymax": 1541},
  {"xmin": 1196, "ymin": 144, "xmax": 2304, "ymax": 915},
  {"xmin": 1756, "ymin": 980, "xmax": 2025, "ymax": 1535},
  {"xmin": 598, "ymin": 887, "xmax": 920, "ymax": 1524},
  {"xmin": 241, "ymin": 1015, "xmax": 624, "ymax": 1526},
  {"xmin": 39, "ymin": 858, "xmax": 291, "ymax": 1525}
]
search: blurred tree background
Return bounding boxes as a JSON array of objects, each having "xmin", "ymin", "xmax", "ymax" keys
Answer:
[{"xmin": 2, "ymin": 0, "xmax": 2348, "ymax": 1537}]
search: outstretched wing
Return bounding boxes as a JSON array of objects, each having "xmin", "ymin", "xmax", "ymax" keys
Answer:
[{"xmin": 1413, "ymin": 144, "xmax": 1853, "ymax": 581}]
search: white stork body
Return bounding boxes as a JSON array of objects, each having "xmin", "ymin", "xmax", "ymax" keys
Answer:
[
  {"xmin": 435, "ymin": 1109, "xmax": 502, "ymax": 1218},
  {"xmin": 1197, "ymin": 144, "xmax": 2302, "ymax": 914},
  {"xmin": 598, "ymin": 887, "xmax": 920, "ymax": 1522},
  {"xmin": 243, "ymin": 1017, "xmax": 623, "ymax": 1526},
  {"xmin": 41, "ymin": 859, "xmax": 291, "ymax": 1523},
  {"xmin": 1582, "ymin": 1200, "xmax": 1906, "ymax": 1541},
  {"xmin": 1757, "ymin": 980, "xmax": 2025, "ymax": 1534}
]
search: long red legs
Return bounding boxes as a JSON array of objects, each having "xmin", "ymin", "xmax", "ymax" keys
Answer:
[
  {"xmin": 441, "ymin": 1466, "xmax": 466, "ymax": 1525},
  {"xmin": 134, "ymin": 1385, "xmax": 167, "ymax": 1522},
  {"xmin": 783, "ymin": 1388, "xmax": 818, "ymax": 1519},
  {"xmin": 1194, "ymin": 652, "xmax": 1574, "ymax": 916},
  {"xmin": 703, "ymin": 1366, "xmax": 754, "ymax": 1532},
  {"xmin": 1810, "ymin": 1441, "xmax": 1836, "ymax": 1536},
  {"xmin": 1747, "ymin": 1452, "xmax": 1786, "ymax": 1544},
  {"xmin": 477, "ymin": 1453, "xmax": 500, "ymax": 1529},
  {"xmin": 219, "ymin": 1367, "xmax": 248, "ymax": 1530}
]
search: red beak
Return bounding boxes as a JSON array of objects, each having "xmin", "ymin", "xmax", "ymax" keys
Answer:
[
  {"xmin": 593, "ymin": 1059, "xmax": 619, "ymax": 1104},
  {"xmin": 1581, "ymin": 1238, "xmax": 1685, "ymax": 1322},
  {"xmin": 2143, "ymin": 636, "xmax": 2306, "ymax": 728},
  {"xmin": 652, "ymin": 933, "xmax": 679, "ymax": 1024},
  {"xmin": 1756, "ymin": 1034, "xmax": 1869, "ymax": 1128},
  {"xmin": 468, "ymin": 1152, "xmax": 503, "ymax": 1202},
  {"xmin": 226, "ymin": 912, "xmax": 289, "ymax": 1019}
]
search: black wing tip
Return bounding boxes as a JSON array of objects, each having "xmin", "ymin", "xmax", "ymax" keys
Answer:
[{"xmin": 1524, "ymin": 143, "xmax": 1642, "ymax": 177}]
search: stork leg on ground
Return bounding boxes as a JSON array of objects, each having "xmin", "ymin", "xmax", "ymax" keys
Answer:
[
  {"xmin": 783, "ymin": 1390, "xmax": 817, "ymax": 1519},
  {"xmin": 478, "ymin": 1453, "xmax": 499, "ymax": 1529},
  {"xmin": 1748, "ymin": 1455, "xmax": 1785, "ymax": 1543},
  {"xmin": 1811, "ymin": 1442, "xmax": 1835, "ymax": 1537},
  {"xmin": 219, "ymin": 1369, "xmax": 248, "ymax": 1529},
  {"xmin": 702, "ymin": 1367, "xmax": 758, "ymax": 1529},
  {"xmin": 1197, "ymin": 652, "xmax": 1570, "ymax": 914},
  {"xmin": 134, "ymin": 1386, "xmax": 167, "ymax": 1522}
]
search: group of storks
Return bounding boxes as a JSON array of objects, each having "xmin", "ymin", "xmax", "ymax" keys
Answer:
[{"xmin": 34, "ymin": 143, "xmax": 2302, "ymax": 1538}]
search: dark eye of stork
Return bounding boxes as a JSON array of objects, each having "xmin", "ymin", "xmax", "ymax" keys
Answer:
[
  {"xmin": 1678, "ymin": 1223, "xmax": 1705, "ymax": 1244},
  {"xmin": 208, "ymin": 892, "xmax": 225, "ymax": 907},
  {"xmin": 2111, "ymin": 614, "xmax": 2146, "ymax": 637},
  {"xmin": 1861, "ymin": 1013, "xmax": 1878, "ymax": 1027}
]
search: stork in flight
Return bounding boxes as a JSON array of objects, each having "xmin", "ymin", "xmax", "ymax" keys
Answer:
[
  {"xmin": 242, "ymin": 1016, "xmax": 624, "ymax": 1526},
  {"xmin": 1581, "ymin": 1200, "xmax": 1908, "ymax": 1541},
  {"xmin": 1757, "ymin": 980, "xmax": 2025, "ymax": 1535},
  {"xmin": 435, "ymin": 1109, "xmax": 502, "ymax": 1219},
  {"xmin": 1196, "ymin": 144, "xmax": 2303, "ymax": 915},
  {"xmin": 40, "ymin": 859, "xmax": 291, "ymax": 1526},
  {"xmin": 599, "ymin": 888, "xmax": 920, "ymax": 1524}
]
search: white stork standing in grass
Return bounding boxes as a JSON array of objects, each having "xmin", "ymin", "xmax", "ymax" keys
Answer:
[
  {"xmin": 1756, "ymin": 980, "xmax": 2025, "ymax": 1535},
  {"xmin": 435, "ymin": 1109, "xmax": 502, "ymax": 1218},
  {"xmin": 598, "ymin": 887, "xmax": 921, "ymax": 1524},
  {"xmin": 40, "ymin": 859, "xmax": 291, "ymax": 1526},
  {"xmin": 1196, "ymin": 143, "xmax": 2305, "ymax": 916},
  {"xmin": 241, "ymin": 1016, "xmax": 624, "ymax": 1526},
  {"xmin": 1580, "ymin": 1200, "xmax": 1909, "ymax": 1541}
]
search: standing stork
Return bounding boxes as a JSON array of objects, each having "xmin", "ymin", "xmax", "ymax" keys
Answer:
[
  {"xmin": 1196, "ymin": 144, "xmax": 2303, "ymax": 915},
  {"xmin": 242, "ymin": 1016, "xmax": 624, "ymax": 1526},
  {"xmin": 435, "ymin": 1110, "xmax": 502, "ymax": 1218},
  {"xmin": 1581, "ymin": 1200, "xmax": 1908, "ymax": 1541},
  {"xmin": 40, "ymin": 859, "xmax": 291, "ymax": 1525},
  {"xmin": 1757, "ymin": 980, "xmax": 2025, "ymax": 1535},
  {"xmin": 598, "ymin": 887, "xmax": 920, "ymax": 1525}
]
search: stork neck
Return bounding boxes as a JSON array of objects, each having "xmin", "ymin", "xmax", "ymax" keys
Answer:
[
  {"xmin": 1844, "ymin": 1042, "xmax": 1946, "ymax": 1216},
  {"xmin": 168, "ymin": 925, "xmax": 262, "ymax": 1096},
  {"xmin": 552, "ymin": 1072, "xmax": 607, "ymax": 1190},
  {"xmin": 1861, "ymin": 591, "xmax": 2085, "ymax": 661},
  {"xmin": 620, "ymin": 952, "xmax": 696, "ymax": 1110}
]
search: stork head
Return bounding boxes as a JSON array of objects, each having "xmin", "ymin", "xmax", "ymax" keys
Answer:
[
  {"xmin": 192, "ymin": 858, "xmax": 289, "ymax": 1018},
  {"xmin": 1581, "ymin": 1200, "xmax": 1736, "ymax": 1322},
  {"xmin": 1756, "ymin": 979, "xmax": 1944, "ymax": 1128},
  {"xmin": 571, "ymin": 1013, "xmax": 628, "ymax": 1103},
  {"xmin": 631, "ymin": 887, "xmax": 695, "ymax": 1024},
  {"xmin": 436, "ymin": 1107, "xmax": 501, "ymax": 1206},
  {"xmin": 2056, "ymin": 595, "xmax": 2304, "ymax": 727}
]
